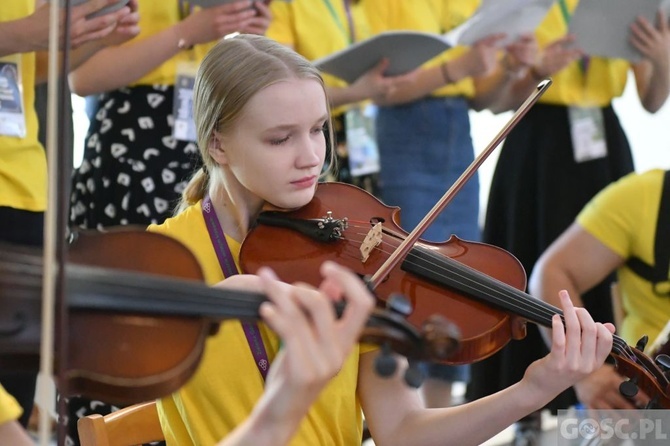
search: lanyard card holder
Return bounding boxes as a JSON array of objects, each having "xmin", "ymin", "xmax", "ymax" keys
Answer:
[{"xmin": 0, "ymin": 57, "xmax": 27, "ymax": 138}]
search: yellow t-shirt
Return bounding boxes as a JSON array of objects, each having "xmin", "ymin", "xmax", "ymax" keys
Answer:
[
  {"xmin": 148, "ymin": 202, "xmax": 370, "ymax": 446},
  {"xmin": 267, "ymin": 0, "xmax": 371, "ymax": 90},
  {"xmin": 577, "ymin": 169, "xmax": 670, "ymax": 344},
  {"xmin": 0, "ymin": 384, "xmax": 22, "ymax": 425},
  {"xmin": 0, "ymin": 1, "xmax": 46, "ymax": 211},
  {"xmin": 363, "ymin": 0, "xmax": 479, "ymax": 98},
  {"xmin": 128, "ymin": 1, "xmax": 216, "ymax": 86},
  {"xmin": 535, "ymin": 0, "xmax": 629, "ymax": 106}
]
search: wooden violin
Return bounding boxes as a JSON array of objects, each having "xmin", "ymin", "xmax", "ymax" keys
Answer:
[
  {"xmin": 239, "ymin": 182, "xmax": 670, "ymax": 409},
  {"xmin": 0, "ymin": 228, "xmax": 460, "ymax": 406}
]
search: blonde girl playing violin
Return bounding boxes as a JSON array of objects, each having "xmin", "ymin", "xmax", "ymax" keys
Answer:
[{"xmin": 148, "ymin": 34, "xmax": 616, "ymax": 446}]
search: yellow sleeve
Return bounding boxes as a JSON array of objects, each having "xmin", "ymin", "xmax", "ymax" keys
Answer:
[
  {"xmin": 0, "ymin": 385, "xmax": 22, "ymax": 425},
  {"xmin": 266, "ymin": 1, "xmax": 296, "ymax": 47}
]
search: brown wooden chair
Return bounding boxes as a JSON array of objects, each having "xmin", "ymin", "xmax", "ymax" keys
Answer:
[{"xmin": 77, "ymin": 401, "xmax": 164, "ymax": 446}]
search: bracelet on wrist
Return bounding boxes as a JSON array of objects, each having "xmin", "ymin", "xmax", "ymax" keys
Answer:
[
  {"xmin": 177, "ymin": 37, "xmax": 193, "ymax": 50},
  {"xmin": 440, "ymin": 61, "xmax": 454, "ymax": 85}
]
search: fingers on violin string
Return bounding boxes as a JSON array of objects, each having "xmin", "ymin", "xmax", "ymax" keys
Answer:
[
  {"xmin": 551, "ymin": 313, "xmax": 566, "ymax": 356},
  {"xmin": 558, "ymin": 291, "xmax": 581, "ymax": 363},
  {"xmin": 595, "ymin": 322, "xmax": 614, "ymax": 364},
  {"xmin": 574, "ymin": 307, "xmax": 597, "ymax": 366},
  {"xmin": 320, "ymin": 261, "xmax": 375, "ymax": 348}
]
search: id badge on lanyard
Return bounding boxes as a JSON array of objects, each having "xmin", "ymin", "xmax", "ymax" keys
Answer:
[
  {"xmin": 568, "ymin": 106, "xmax": 607, "ymax": 163},
  {"xmin": 172, "ymin": 61, "xmax": 199, "ymax": 142},
  {"xmin": 0, "ymin": 56, "xmax": 27, "ymax": 138},
  {"xmin": 345, "ymin": 104, "xmax": 380, "ymax": 177}
]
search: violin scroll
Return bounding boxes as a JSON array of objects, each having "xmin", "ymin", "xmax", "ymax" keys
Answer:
[{"xmin": 611, "ymin": 338, "xmax": 670, "ymax": 409}]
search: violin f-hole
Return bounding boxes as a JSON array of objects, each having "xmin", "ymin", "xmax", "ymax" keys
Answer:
[{"xmin": 0, "ymin": 311, "xmax": 27, "ymax": 337}]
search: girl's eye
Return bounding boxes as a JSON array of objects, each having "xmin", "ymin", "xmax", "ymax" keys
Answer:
[
  {"xmin": 313, "ymin": 122, "xmax": 328, "ymax": 134},
  {"xmin": 270, "ymin": 136, "xmax": 290, "ymax": 145}
]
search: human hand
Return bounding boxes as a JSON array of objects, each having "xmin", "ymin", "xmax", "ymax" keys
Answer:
[
  {"xmin": 630, "ymin": 10, "xmax": 670, "ymax": 72},
  {"xmin": 531, "ymin": 35, "xmax": 582, "ymax": 79},
  {"xmin": 27, "ymin": 0, "xmax": 134, "ymax": 50},
  {"xmin": 574, "ymin": 364, "xmax": 649, "ymax": 410},
  {"xmin": 176, "ymin": 0, "xmax": 257, "ymax": 47},
  {"xmin": 257, "ymin": 261, "xmax": 374, "ymax": 424},
  {"xmin": 522, "ymin": 291, "xmax": 614, "ymax": 405},
  {"xmin": 502, "ymin": 33, "xmax": 538, "ymax": 77},
  {"xmin": 240, "ymin": 1, "xmax": 272, "ymax": 36},
  {"xmin": 459, "ymin": 33, "xmax": 507, "ymax": 78},
  {"xmin": 95, "ymin": 0, "xmax": 140, "ymax": 47},
  {"xmin": 350, "ymin": 58, "xmax": 417, "ymax": 104}
]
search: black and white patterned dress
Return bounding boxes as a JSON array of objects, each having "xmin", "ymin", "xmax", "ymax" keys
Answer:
[
  {"xmin": 67, "ymin": 84, "xmax": 197, "ymax": 445},
  {"xmin": 70, "ymin": 85, "xmax": 200, "ymax": 230}
]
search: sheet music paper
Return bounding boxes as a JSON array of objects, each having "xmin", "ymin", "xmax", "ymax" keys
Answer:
[
  {"xmin": 313, "ymin": 31, "xmax": 451, "ymax": 84},
  {"xmin": 444, "ymin": 0, "xmax": 556, "ymax": 47},
  {"xmin": 570, "ymin": 0, "xmax": 665, "ymax": 62}
]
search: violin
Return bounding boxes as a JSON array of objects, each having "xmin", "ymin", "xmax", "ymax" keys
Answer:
[
  {"xmin": 0, "ymin": 228, "xmax": 460, "ymax": 406},
  {"xmin": 239, "ymin": 182, "xmax": 670, "ymax": 409}
]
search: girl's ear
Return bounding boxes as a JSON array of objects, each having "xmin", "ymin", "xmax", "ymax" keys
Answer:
[{"xmin": 208, "ymin": 132, "xmax": 228, "ymax": 165}]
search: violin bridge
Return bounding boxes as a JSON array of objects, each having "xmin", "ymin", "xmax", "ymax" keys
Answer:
[{"xmin": 360, "ymin": 222, "xmax": 382, "ymax": 263}]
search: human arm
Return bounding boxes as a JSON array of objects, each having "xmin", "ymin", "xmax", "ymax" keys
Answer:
[
  {"xmin": 375, "ymin": 33, "xmax": 505, "ymax": 106},
  {"xmin": 326, "ymin": 58, "xmax": 417, "ymax": 108},
  {"xmin": 217, "ymin": 261, "xmax": 374, "ymax": 446},
  {"xmin": 0, "ymin": 384, "xmax": 31, "ymax": 446},
  {"xmin": 630, "ymin": 10, "xmax": 670, "ymax": 113},
  {"xmin": 0, "ymin": 0, "xmax": 135, "ymax": 56},
  {"xmin": 33, "ymin": 0, "xmax": 140, "ymax": 84},
  {"xmin": 68, "ymin": 0, "xmax": 258, "ymax": 96},
  {"xmin": 359, "ymin": 291, "xmax": 613, "ymax": 446},
  {"xmin": 0, "ymin": 421, "xmax": 32, "ymax": 446},
  {"xmin": 528, "ymin": 223, "xmax": 641, "ymax": 409}
]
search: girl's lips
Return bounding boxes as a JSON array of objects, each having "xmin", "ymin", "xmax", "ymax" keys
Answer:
[{"xmin": 292, "ymin": 175, "xmax": 317, "ymax": 188}]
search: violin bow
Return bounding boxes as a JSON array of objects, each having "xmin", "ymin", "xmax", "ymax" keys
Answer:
[
  {"xmin": 39, "ymin": 0, "xmax": 75, "ymax": 444},
  {"xmin": 368, "ymin": 79, "xmax": 552, "ymax": 289}
]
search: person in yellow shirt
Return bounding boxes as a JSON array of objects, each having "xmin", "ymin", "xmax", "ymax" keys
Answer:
[
  {"xmin": 530, "ymin": 169, "xmax": 670, "ymax": 410},
  {"xmin": 468, "ymin": 1, "xmax": 670, "ymax": 443},
  {"xmin": 66, "ymin": 1, "xmax": 271, "ymax": 443},
  {"xmin": 0, "ymin": 384, "xmax": 32, "ymax": 446},
  {"xmin": 151, "ymin": 33, "xmax": 614, "ymax": 446},
  {"xmin": 362, "ymin": 0, "xmax": 538, "ymax": 408},
  {"xmin": 0, "ymin": 0, "xmax": 139, "ymax": 430},
  {"xmin": 266, "ymin": 0, "xmax": 412, "ymax": 196}
]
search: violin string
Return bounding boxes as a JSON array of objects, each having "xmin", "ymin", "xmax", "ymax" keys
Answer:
[{"xmin": 342, "ymin": 223, "xmax": 635, "ymax": 361}]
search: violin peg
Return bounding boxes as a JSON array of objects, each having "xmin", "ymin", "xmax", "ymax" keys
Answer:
[
  {"xmin": 374, "ymin": 344, "xmax": 397, "ymax": 378},
  {"xmin": 619, "ymin": 377, "xmax": 639, "ymax": 399},
  {"xmin": 636, "ymin": 335, "xmax": 649, "ymax": 352},
  {"xmin": 654, "ymin": 354, "xmax": 670, "ymax": 372},
  {"xmin": 386, "ymin": 293, "xmax": 413, "ymax": 317},
  {"xmin": 403, "ymin": 361, "xmax": 425, "ymax": 388}
]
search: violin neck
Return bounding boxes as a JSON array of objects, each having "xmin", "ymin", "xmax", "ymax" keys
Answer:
[
  {"xmin": 403, "ymin": 245, "xmax": 559, "ymax": 324},
  {"xmin": 403, "ymin": 246, "xmax": 630, "ymax": 353},
  {"xmin": 67, "ymin": 265, "xmax": 266, "ymax": 321}
]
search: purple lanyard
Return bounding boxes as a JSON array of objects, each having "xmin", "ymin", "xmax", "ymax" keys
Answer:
[{"xmin": 202, "ymin": 195, "xmax": 270, "ymax": 381}]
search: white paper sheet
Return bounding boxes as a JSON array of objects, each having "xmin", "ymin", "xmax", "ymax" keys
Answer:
[
  {"xmin": 444, "ymin": 0, "xmax": 556, "ymax": 47},
  {"xmin": 570, "ymin": 0, "xmax": 665, "ymax": 62}
]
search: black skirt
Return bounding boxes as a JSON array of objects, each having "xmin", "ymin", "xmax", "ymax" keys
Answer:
[
  {"xmin": 70, "ymin": 85, "xmax": 200, "ymax": 229},
  {"xmin": 466, "ymin": 103, "xmax": 634, "ymax": 411}
]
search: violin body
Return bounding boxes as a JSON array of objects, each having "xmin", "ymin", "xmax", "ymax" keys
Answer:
[
  {"xmin": 241, "ymin": 182, "xmax": 528, "ymax": 364},
  {"xmin": 0, "ymin": 229, "xmax": 213, "ymax": 405}
]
